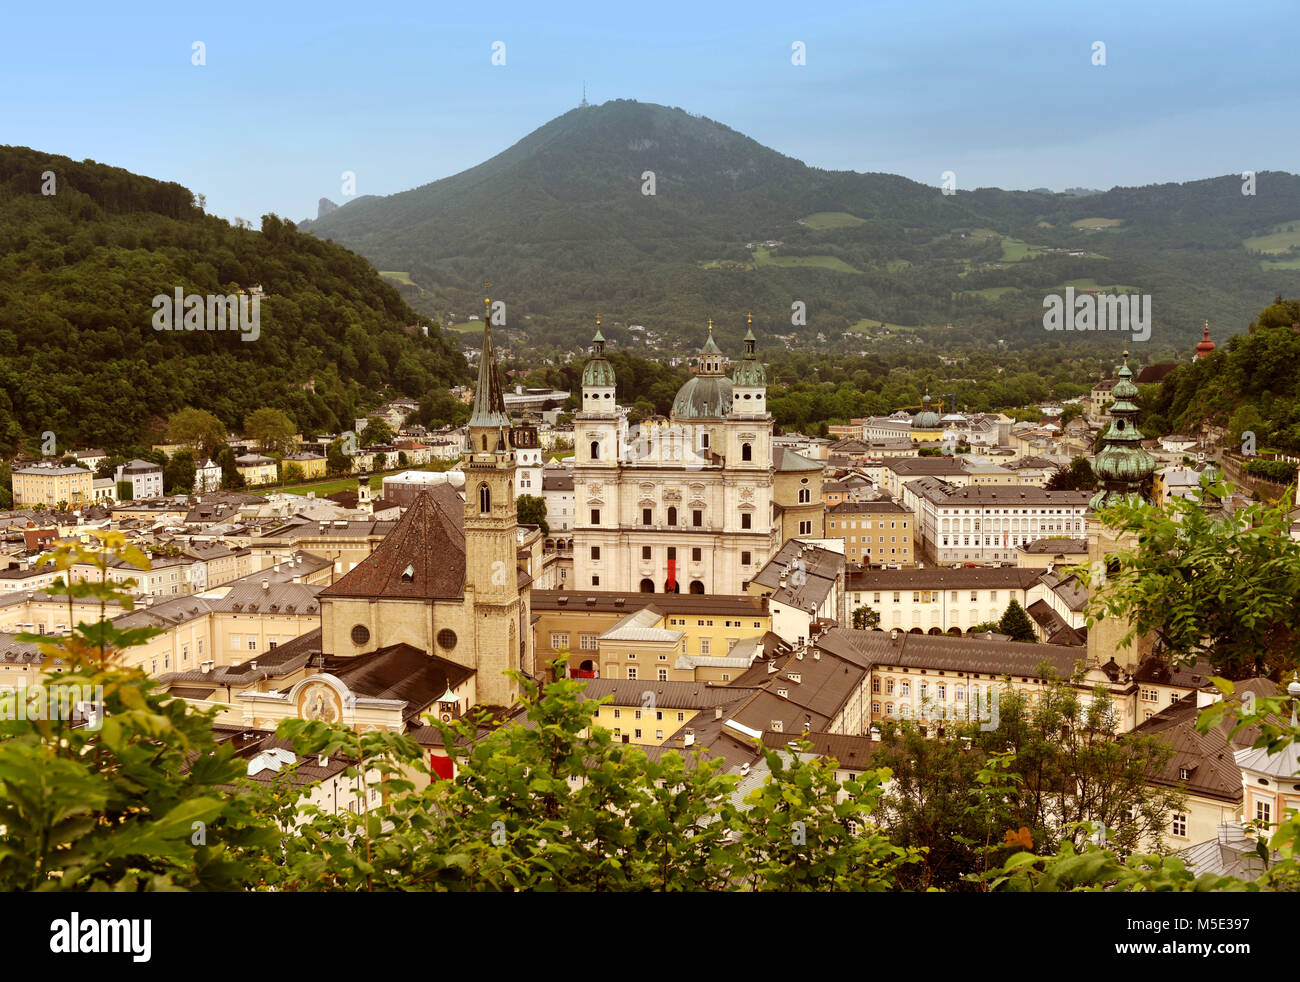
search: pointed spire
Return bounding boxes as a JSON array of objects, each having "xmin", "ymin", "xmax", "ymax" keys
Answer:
[{"xmin": 468, "ymin": 284, "xmax": 509, "ymax": 431}]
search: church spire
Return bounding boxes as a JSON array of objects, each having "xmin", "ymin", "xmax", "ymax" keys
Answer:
[
  {"xmin": 1089, "ymin": 342, "xmax": 1156, "ymax": 508},
  {"xmin": 468, "ymin": 283, "xmax": 510, "ymax": 433}
]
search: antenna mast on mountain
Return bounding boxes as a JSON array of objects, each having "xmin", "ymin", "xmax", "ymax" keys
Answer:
[{"xmin": 580, "ymin": 81, "xmax": 589, "ymax": 108}]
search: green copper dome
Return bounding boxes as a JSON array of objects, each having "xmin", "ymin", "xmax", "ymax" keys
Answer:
[
  {"xmin": 672, "ymin": 375, "xmax": 734, "ymax": 419},
  {"xmin": 674, "ymin": 323, "xmax": 733, "ymax": 418},
  {"xmin": 1090, "ymin": 347, "xmax": 1155, "ymax": 507},
  {"xmin": 581, "ymin": 326, "xmax": 617, "ymax": 388},
  {"xmin": 731, "ymin": 324, "xmax": 767, "ymax": 387}
]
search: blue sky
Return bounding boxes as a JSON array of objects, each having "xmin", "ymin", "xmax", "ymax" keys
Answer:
[{"xmin": 2, "ymin": 0, "xmax": 1294, "ymax": 224}]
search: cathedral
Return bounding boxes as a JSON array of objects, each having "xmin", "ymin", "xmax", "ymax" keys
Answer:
[{"xmin": 571, "ymin": 318, "xmax": 782, "ymax": 595}]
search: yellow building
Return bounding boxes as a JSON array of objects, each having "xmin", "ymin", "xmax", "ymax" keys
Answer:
[
  {"xmin": 12, "ymin": 464, "xmax": 94, "ymax": 508},
  {"xmin": 283, "ymin": 452, "xmax": 328, "ymax": 480},
  {"xmin": 531, "ymin": 590, "xmax": 770, "ymax": 680},
  {"xmin": 827, "ymin": 500, "xmax": 915, "ymax": 567},
  {"xmin": 234, "ymin": 454, "xmax": 278, "ymax": 486},
  {"xmin": 772, "ymin": 448, "xmax": 825, "ymax": 543}
]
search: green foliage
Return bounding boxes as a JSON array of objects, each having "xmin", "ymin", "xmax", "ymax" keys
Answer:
[
  {"xmin": 1244, "ymin": 457, "xmax": 1298, "ymax": 483},
  {"xmin": 0, "ymin": 146, "xmax": 470, "ymax": 455},
  {"xmin": 0, "ymin": 532, "xmax": 278, "ymax": 890},
  {"xmin": 852, "ymin": 605, "xmax": 881, "ymax": 631},
  {"xmin": 997, "ymin": 599, "xmax": 1037, "ymax": 642},
  {"xmin": 360, "ymin": 415, "xmax": 394, "ymax": 447},
  {"xmin": 166, "ymin": 407, "xmax": 227, "ymax": 459},
  {"xmin": 1079, "ymin": 478, "xmax": 1300, "ymax": 679},
  {"xmin": 244, "ymin": 407, "xmax": 297, "ymax": 455},
  {"xmin": 516, "ymin": 494, "xmax": 549, "ymax": 536},
  {"xmin": 1046, "ymin": 456, "xmax": 1098, "ymax": 491}
]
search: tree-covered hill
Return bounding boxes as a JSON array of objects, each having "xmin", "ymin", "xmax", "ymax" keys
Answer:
[
  {"xmin": 1146, "ymin": 297, "xmax": 1300, "ymax": 453},
  {"xmin": 0, "ymin": 146, "xmax": 470, "ymax": 455},
  {"xmin": 302, "ymin": 99, "xmax": 1300, "ymax": 357}
]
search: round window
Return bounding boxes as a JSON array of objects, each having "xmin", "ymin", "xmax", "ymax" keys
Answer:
[
  {"xmin": 350, "ymin": 624, "xmax": 370, "ymax": 646},
  {"xmin": 437, "ymin": 629, "xmax": 458, "ymax": 650}
]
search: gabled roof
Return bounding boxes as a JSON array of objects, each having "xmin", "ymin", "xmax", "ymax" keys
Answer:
[{"xmin": 320, "ymin": 489, "xmax": 466, "ymax": 601}]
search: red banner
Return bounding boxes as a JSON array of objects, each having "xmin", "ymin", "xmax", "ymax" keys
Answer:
[{"xmin": 666, "ymin": 558, "xmax": 677, "ymax": 592}]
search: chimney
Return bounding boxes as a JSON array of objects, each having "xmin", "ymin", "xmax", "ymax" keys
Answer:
[
  {"xmin": 683, "ymin": 728, "xmax": 695, "ymax": 747},
  {"xmin": 890, "ymin": 628, "xmax": 900, "ymax": 644},
  {"xmin": 318, "ymin": 754, "xmax": 329, "ymax": 767},
  {"xmin": 813, "ymin": 649, "xmax": 820, "ymax": 660},
  {"xmin": 713, "ymin": 706, "xmax": 723, "ymax": 720},
  {"xmin": 870, "ymin": 725, "xmax": 881, "ymax": 742},
  {"xmin": 766, "ymin": 660, "xmax": 779, "ymax": 674},
  {"xmin": 261, "ymin": 578, "xmax": 270, "ymax": 591}
]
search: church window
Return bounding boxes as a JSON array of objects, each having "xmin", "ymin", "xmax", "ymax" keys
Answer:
[
  {"xmin": 742, "ymin": 443, "xmax": 752, "ymax": 461},
  {"xmin": 741, "ymin": 551, "xmax": 751, "ymax": 565},
  {"xmin": 642, "ymin": 508, "xmax": 652, "ymax": 525},
  {"xmin": 590, "ymin": 546, "xmax": 600, "ymax": 561},
  {"xmin": 667, "ymin": 506, "xmax": 677, "ymax": 525},
  {"xmin": 798, "ymin": 488, "xmax": 811, "ymax": 503},
  {"xmin": 692, "ymin": 548, "xmax": 702, "ymax": 562},
  {"xmin": 692, "ymin": 509, "xmax": 702, "ymax": 527},
  {"xmin": 590, "ymin": 440, "xmax": 600, "ymax": 459},
  {"xmin": 741, "ymin": 513, "xmax": 751, "ymax": 529},
  {"xmin": 590, "ymin": 509, "xmax": 600, "ymax": 524},
  {"xmin": 798, "ymin": 521, "xmax": 812, "ymax": 535},
  {"xmin": 437, "ymin": 629, "xmax": 457, "ymax": 650},
  {"xmin": 351, "ymin": 624, "xmax": 370, "ymax": 646},
  {"xmin": 478, "ymin": 483, "xmax": 491, "ymax": 513},
  {"xmin": 642, "ymin": 546, "xmax": 652, "ymax": 560}
]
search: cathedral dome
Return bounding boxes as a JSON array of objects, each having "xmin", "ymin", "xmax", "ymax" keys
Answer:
[
  {"xmin": 672, "ymin": 375, "xmax": 734, "ymax": 419},
  {"xmin": 581, "ymin": 326, "xmax": 617, "ymax": 387},
  {"xmin": 913, "ymin": 392, "xmax": 941, "ymax": 430}
]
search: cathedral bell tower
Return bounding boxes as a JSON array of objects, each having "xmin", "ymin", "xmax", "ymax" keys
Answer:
[{"xmin": 462, "ymin": 286, "xmax": 525, "ymax": 702}]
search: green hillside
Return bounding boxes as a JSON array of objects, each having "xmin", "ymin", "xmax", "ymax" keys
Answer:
[
  {"xmin": 0, "ymin": 147, "xmax": 470, "ymax": 454},
  {"xmin": 301, "ymin": 100, "xmax": 1300, "ymax": 356}
]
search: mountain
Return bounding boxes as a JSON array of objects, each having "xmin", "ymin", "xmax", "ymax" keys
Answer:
[
  {"xmin": 0, "ymin": 146, "xmax": 470, "ymax": 455},
  {"xmin": 301, "ymin": 99, "xmax": 1300, "ymax": 356}
]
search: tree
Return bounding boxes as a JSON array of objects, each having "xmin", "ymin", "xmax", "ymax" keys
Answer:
[
  {"xmin": 166, "ymin": 407, "xmax": 227, "ymax": 459},
  {"xmin": 998, "ymin": 599, "xmax": 1037, "ymax": 643},
  {"xmin": 163, "ymin": 450, "xmax": 196, "ymax": 494},
  {"xmin": 853, "ymin": 606, "xmax": 881, "ymax": 631},
  {"xmin": 1058, "ymin": 404, "xmax": 1084, "ymax": 427},
  {"xmin": 361, "ymin": 416, "xmax": 394, "ymax": 447},
  {"xmin": 516, "ymin": 494, "xmax": 549, "ymax": 535},
  {"xmin": 281, "ymin": 462, "xmax": 305, "ymax": 485},
  {"xmin": 244, "ymin": 408, "xmax": 297, "ymax": 455},
  {"xmin": 0, "ymin": 532, "xmax": 277, "ymax": 890},
  {"xmin": 326, "ymin": 438, "xmax": 353, "ymax": 476},
  {"xmin": 1046, "ymin": 456, "xmax": 1097, "ymax": 492},
  {"xmin": 1082, "ymin": 477, "xmax": 1300, "ymax": 679}
]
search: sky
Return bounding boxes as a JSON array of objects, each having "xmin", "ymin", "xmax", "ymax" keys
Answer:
[{"xmin": 2, "ymin": 0, "xmax": 1295, "ymax": 225}]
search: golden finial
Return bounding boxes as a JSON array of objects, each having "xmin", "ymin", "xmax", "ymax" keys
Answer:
[
  {"xmin": 596, "ymin": 313, "xmax": 601, "ymax": 327},
  {"xmin": 707, "ymin": 317, "xmax": 713, "ymax": 332},
  {"xmin": 747, "ymin": 312, "xmax": 752, "ymax": 325},
  {"xmin": 483, "ymin": 280, "xmax": 492, "ymax": 311}
]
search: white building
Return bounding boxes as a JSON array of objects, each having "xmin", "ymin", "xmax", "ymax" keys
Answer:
[
  {"xmin": 571, "ymin": 321, "xmax": 779, "ymax": 595},
  {"xmin": 115, "ymin": 458, "xmax": 164, "ymax": 500},
  {"xmin": 195, "ymin": 459, "xmax": 222, "ymax": 493},
  {"xmin": 903, "ymin": 478, "xmax": 1092, "ymax": 564}
]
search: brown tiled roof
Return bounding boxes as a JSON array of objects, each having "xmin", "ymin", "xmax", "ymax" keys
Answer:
[
  {"xmin": 530, "ymin": 590, "xmax": 766, "ymax": 617},
  {"xmin": 760, "ymin": 729, "xmax": 882, "ymax": 771},
  {"xmin": 1131, "ymin": 679, "xmax": 1280, "ymax": 803},
  {"xmin": 324, "ymin": 643, "xmax": 475, "ymax": 722},
  {"xmin": 815, "ymin": 626, "xmax": 1083, "ymax": 679},
  {"xmin": 320, "ymin": 489, "xmax": 466, "ymax": 601},
  {"xmin": 575, "ymin": 678, "xmax": 762, "ymax": 710},
  {"xmin": 846, "ymin": 567, "xmax": 1043, "ymax": 591}
]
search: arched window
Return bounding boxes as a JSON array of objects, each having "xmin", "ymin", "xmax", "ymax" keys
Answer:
[
  {"xmin": 590, "ymin": 440, "xmax": 600, "ymax": 460},
  {"xmin": 640, "ymin": 578, "xmax": 655, "ymax": 593},
  {"xmin": 478, "ymin": 483, "xmax": 491, "ymax": 513},
  {"xmin": 689, "ymin": 580, "xmax": 705, "ymax": 594},
  {"xmin": 667, "ymin": 506, "xmax": 677, "ymax": 526},
  {"xmin": 742, "ymin": 443, "xmax": 752, "ymax": 462},
  {"xmin": 481, "ymin": 435, "xmax": 488, "ymax": 451},
  {"xmin": 798, "ymin": 488, "xmax": 811, "ymax": 503}
]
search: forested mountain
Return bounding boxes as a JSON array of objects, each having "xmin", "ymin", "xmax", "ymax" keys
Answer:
[
  {"xmin": 0, "ymin": 147, "xmax": 470, "ymax": 455},
  {"xmin": 1146, "ymin": 297, "xmax": 1300, "ymax": 453},
  {"xmin": 302, "ymin": 99, "xmax": 1300, "ymax": 357}
]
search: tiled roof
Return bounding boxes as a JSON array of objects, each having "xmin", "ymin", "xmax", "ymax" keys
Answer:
[
  {"xmin": 320, "ymin": 489, "xmax": 466, "ymax": 601},
  {"xmin": 815, "ymin": 626, "xmax": 1084, "ymax": 679}
]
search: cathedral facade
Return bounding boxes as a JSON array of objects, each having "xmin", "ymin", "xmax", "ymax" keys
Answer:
[{"xmin": 571, "ymin": 319, "xmax": 781, "ymax": 595}]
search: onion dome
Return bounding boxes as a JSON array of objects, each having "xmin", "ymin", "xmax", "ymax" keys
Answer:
[
  {"xmin": 581, "ymin": 317, "xmax": 617, "ymax": 387},
  {"xmin": 913, "ymin": 392, "xmax": 941, "ymax": 430},
  {"xmin": 1089, "ymin": 348, "xmax": 1156, "ymax": 508},
  {"xmin": 731, "ymin": 315, "xmax": 767, "ymax": 387},
  {"xmin": 1194, "ymin": 321, "xmax": 1216, "ymax": 360},
  {"xmin": 672, "ymin": 319, "xmax": 733, "ymax": 419}
]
